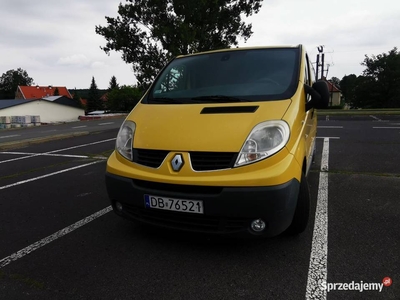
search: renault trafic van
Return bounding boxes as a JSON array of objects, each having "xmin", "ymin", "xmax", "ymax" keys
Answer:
[{"xmin": 105, "ymin": 45, "xmax": 329, "ymax": 237}]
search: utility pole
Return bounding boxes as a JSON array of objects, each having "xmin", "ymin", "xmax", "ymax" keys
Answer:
[
  {"xmin": 316, "ymin": 45, "xmax": 325, "ymax": 80},
  {"xmin": 325, "ymin": 64, "xmax": 330, "ymax": 79}
]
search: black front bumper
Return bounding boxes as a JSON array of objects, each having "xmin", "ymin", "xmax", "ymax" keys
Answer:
[{"xmin": 105, "ymin": 173, "xmax": 300, "ymax": 237}]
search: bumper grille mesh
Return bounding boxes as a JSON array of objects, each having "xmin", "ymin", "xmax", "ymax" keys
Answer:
[
  {"xmin": 133, "ymin": 180, "xmax": 222, "ymax": 195},
  {"xmin": 190, "ymin": 152, "xmax": 238, "ymax": 171}
]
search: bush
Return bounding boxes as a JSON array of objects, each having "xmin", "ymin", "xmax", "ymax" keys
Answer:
[
  {"xmin": 106, "ymin": 85, "xmax": 143, "ymax": 112},
  {"xmin": 327, "ymin": 105, "xmax": 344, "ymax": 109}
]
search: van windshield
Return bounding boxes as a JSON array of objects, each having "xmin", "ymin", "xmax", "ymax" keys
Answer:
[{"xmin": 148, "ymin": 47, "xmax": 300, "ymax": 103}]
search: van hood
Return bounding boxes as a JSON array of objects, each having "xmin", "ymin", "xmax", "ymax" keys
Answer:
[{"xmin": 130, "ymin": 100, "xmax": 291, "ymax": 152}]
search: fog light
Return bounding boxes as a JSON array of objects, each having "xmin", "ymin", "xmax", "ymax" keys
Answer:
[
  {"xmin": 250, "ymin": 219, "xmax": 266, "ymax": 232},
  {"xmin": 115, "ymin": 201, "xmax": 123, "ymax": 212}
]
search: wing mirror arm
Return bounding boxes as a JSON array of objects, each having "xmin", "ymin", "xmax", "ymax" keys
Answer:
[{"xmin": 305, "ymin": 84, "xmax": 321, "ymax": 111}]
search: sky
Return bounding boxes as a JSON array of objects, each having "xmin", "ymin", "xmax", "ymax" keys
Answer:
[{"xmin": 0, "ymin": 0, "xmax": 399, "ymax": 90}]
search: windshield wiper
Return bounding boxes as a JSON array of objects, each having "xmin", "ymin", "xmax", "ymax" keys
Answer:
[
  {"xmin": 191, "ymin": 95, "xmax": 251, "ymax": 102},
  {"xmin": 150, "ymin": 97, "xmax": 184, "ymax": 104}
]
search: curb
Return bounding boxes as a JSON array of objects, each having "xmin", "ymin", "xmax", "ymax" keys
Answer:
[
  {"xmin": 317, "ymin": 110, "xmax": 400, "ymax": 115},
  {"xmin": 79, "ymin": 114, "xmax": 128, "ymax": 121},
  {"xmin": 0, "ymin": 131, "xmax": 90, "ymax": 151}
]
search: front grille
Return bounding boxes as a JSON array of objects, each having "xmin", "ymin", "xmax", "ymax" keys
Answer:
[
  {"xmin": 190, "ymin": 152, "xmax": 238, "ymax": 171},
  {"xmin": 133, "ymin": 149, "xmax": 169, "ymax": 168},
  {"xmin": 122, "ymin": 204, "xmax": 250, "ymax": 233},
  {"xmin": 132, "ymin": 149, "xmax": 238, "ymax": 171}
]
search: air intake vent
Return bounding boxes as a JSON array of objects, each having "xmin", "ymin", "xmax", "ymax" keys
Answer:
[
  {"xmin": 190, "ymin": 152, "xmax": 238, "ymax": 171},
  {"xmin": 132, "ymin": 149, "xmax": 238, "ymax": 171},
  {"xmin": 201, "ymin": 106, "xmax": 259, "ymax": 114},
  {"xmin": 133, "ymin": 149, "xmax": 169, "ymax": 168}
]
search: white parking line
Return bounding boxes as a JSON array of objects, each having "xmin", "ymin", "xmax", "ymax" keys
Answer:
[
  {"xmin": 49, "ymin": 138, "xmax": 116, "ymax": 153},
  {"xmin": 0, "ymin": 206, "xmax": 112, "ymax": 269},
  {"xmin": 369, "ymin": 115, "xmax": 382, "ymax": 121},
  {"xmin": 0, "ymin": 138, "xmax": 115, "ymax": 164},
  {"xmin": 0, "ymin": 135, "xmax": 20, "ymax": 139},
  {"xmin": 373, "ymin": 127, "xmax": 400, "ymax": 129},
  {"xmin": 71, "ymin": 125, "xmax": 87, "ymax": 129},
  {"xmin": 306, "ymin": 138, "xmax": 330, "ymax": 300},
  {"xmin": 0, "ymin": 161, "xmax": 103, "ymax": 190},
  {"xmin": 0, "ymin": 151, "xmax": 107, "ymax": 160},
  {"xmin": 98, "ymin": 122, "xmax": 114, "ymax": 126},
  {"xmin": 0, "ymin": 153, "xmax": 43, "ymax": 164}
]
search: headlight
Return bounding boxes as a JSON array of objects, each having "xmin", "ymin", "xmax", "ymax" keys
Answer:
[
  {"xmin": 116, "ymin": 120, "xmax": 136, "ymax": 160},
  {"xmin": 235, "ymin": 120, "xmax": 290, "ymax": 167}
]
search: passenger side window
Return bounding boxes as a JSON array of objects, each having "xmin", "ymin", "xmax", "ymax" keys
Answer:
[
  {"xmin": 305, "ymin": 54, "xmax": 311, "ymax": 86},
  {"xmin": 305, "ymin": 54, "xmax": 312, "ymax": 103},
  {"xmin": 156, "ymin": 65, "xmax": 187, "ymax": 94},
  {"xmin": 309, "ymin": 57, "xmax": 316, "ymax": 84}
]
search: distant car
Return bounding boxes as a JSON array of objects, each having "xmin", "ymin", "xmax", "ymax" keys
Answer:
[
  {"xmin": 87, "ymin": 110, "xmax": 106, "ymax": 115},
  {"xmin": 105, "ymin": 45, "xmax": 329, "ymax": 237}
]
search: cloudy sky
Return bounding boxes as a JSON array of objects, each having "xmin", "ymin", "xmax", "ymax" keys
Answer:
[{"xmin": 1, "ymin": 0, "xmax": 399, "ymax": 89}]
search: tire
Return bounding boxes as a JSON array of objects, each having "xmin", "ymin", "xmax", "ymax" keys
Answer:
[{"xmin": 285, "ymin": 172, "xmax": 310, "ymax": 235}]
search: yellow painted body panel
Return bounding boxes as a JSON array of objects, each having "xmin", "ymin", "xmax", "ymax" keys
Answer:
[
  {"xmin": 107, "ymin": 46, "xmax": 317, "ymax": 187},
  {"xmin": 130, "ymin": 100, "xmax": 291, "ymax": 152}
]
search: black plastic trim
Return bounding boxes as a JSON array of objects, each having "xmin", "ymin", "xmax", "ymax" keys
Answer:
[
  {"xmin": 105, "ymin": 172, "xmax": 300, "ymax": 237},
  {"xmin": 200, "ymin": 106, "xmax": 259, "ymax": 114}
]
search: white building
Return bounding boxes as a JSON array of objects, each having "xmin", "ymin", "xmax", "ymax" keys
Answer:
[{"xmin": 0, "ymin": 97, "xmax": 84, "ymax": 123}]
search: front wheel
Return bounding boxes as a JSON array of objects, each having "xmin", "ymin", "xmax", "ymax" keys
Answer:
[{"xmin": 284, "ymin": 172, "xmax": 310, "ymax": 235}]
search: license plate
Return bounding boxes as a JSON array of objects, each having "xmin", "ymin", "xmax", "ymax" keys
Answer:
[{"xmin": 144, "ymin": 194, "xmax": 204, "ymax": 214}]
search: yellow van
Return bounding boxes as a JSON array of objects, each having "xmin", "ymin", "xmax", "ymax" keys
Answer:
[{"xmin": 105, "ymin": 45, "xmax": 329, "ymax": 237}]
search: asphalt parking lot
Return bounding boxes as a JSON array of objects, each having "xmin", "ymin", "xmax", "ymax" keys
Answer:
[{"xmin": 0, "ymin": 114, "xmax": 398, "ymax": 299}]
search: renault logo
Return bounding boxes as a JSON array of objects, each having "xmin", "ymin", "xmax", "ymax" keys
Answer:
[{"xmin": 171, "ymin": 154, "xmax": 184, "ymax": 172}]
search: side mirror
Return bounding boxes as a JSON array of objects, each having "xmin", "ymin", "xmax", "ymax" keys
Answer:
[{"xmin": 305, "ymin": 81, "xmax": 329, "ymax": 110}]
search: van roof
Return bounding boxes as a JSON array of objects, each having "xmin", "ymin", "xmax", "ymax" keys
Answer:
[{"xmin": 176, "ymin": 45, "xmax": 302, "ymax": 59}]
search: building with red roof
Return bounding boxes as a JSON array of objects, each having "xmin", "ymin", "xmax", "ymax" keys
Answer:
[
  {"xmin": 15, "ymin": 85, "xmax": 72, "ymax": 100},
  {"xmin": 321, "ymin": 78, "xmax": 342, "ymax": 107}
]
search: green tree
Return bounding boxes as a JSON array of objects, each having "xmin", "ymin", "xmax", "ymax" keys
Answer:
[
  {"xmin": 329, "ymin": 76, "xmax": 340, "ymax": 88},
  {"xmin": 86, "ymin": 77, "xmax": 102, "ymax": 112},
  {"xmin": 95, "ymin": 0, "xmax": 263, "ymax": 88},
  {"xmin": 361, "ymin": 47, "xmax": 400, "ymax": 107},
  {"xmin": 340, "ymin": 74, "xmax": 357, "ymax": 105},
  {"xmin": 0, "ymin": 68, "xmax": 34, "ymax": 99},
  {"xmin": 106, "ymin": 85, "xmax": 142, "ymax": 112},
  {"xmin": 72, "ymin": 89, "xmax": 84, "ymax": 108},
  {"xmin": 352, "ymin": 75, "xmax": 378, "ymax": 108},
  {"xmin": 53, "ymin": 87, "xmax": 60, "ymax": 96},
  {"xmin": 108, "ymin": 75, "xmax": 119, "ymax": 90}
]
